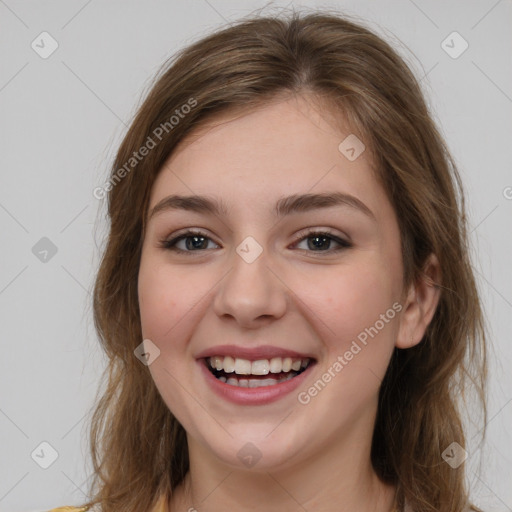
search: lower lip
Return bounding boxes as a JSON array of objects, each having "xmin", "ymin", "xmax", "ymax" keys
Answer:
[{"xmin": 198, "ymin": 359, "xmax": 315, "ymax": 406}]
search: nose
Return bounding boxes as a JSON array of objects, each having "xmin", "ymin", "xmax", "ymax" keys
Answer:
[{"xmin": 212, "ymin": 244, "xmax": 288, "ymax": 329}]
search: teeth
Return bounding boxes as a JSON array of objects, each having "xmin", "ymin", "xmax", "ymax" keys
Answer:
[
  {"xmin": 223, "ymin": 356, "xmax": 235, "ymax": 373},
  {"xmin": 234, "ymin": 358, "xmax": 252, "ymax": 375},
  {"xmin": 282, "ymin": 357, "xmax": 292, "ymax": 372},
  {"xmin": 211, "ymin": 356, "xmax": 223, "ymax": 371},
  {"xmin": 208, "ymin": 356, "xmax": 311, "ymax": 375},
  {"xmin": 269, "ymin": 358, "xmax": 281, "ymax": 373},
  {"xmin": 220, "ymin": 374, "xmax": 296, "ymax": 388},
  {"xmin": 251, "ymin": 360, "xmax": 270, "ymax": 375},
  {"xmin": 291, "ymin": 359, "xmax": 301, "ymax": 371}
]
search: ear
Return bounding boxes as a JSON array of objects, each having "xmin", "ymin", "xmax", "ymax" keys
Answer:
[{"xmin": 396, "ymin": 253, "xmax": 441, "ymax": 349}]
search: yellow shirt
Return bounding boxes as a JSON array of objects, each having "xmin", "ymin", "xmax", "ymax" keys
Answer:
[
  {"xmin": 48, "ymin": 493, "xmax": 408, "ymax": 511},
  {"xmin": 48, "ymin": 508, "xmax": 90, "ymax": 512},
  {"xmin": 48, "ymin": 492, "xmax": 168, "ymax": 512}
]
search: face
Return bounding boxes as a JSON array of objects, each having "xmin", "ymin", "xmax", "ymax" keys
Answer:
[{"xmin": 137, "ymin": 95, "xmax": 405, "ymax": 472}]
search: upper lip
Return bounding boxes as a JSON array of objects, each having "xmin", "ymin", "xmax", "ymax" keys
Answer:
[{"xmin": 196, "ymin": 344, "xmax": 316, "ymax": 361}]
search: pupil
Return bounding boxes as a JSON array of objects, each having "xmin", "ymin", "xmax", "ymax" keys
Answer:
[
  {"xmin": 187, "ymin": 236, "xmax": 207, "ymax": 250},
  {"xmin": 309, "ymin": 235, "xmax": 329, "ymax": 250}
]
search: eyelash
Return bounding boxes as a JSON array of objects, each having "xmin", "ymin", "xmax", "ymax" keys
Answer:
[{"xmin": 159, "ymin": 228, "xmax": 352, "ymax": 255}]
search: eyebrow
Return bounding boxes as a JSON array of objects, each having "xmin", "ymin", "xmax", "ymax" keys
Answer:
[{"xmin": 148, "ymin": 192, "xmax": 375, "ymax": 221}]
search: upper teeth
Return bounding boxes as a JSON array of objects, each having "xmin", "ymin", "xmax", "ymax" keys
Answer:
[{"xmin": 208, "ymin": 356, "xmax": 310, "ymax": 375}]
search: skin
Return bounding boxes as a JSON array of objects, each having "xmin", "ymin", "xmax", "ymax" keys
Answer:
[{"xmin": 137, "ymin": 94, "xmax": 441, "ymax": 512}]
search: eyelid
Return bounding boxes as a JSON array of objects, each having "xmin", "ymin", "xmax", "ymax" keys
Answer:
[
  {"xmin": 288, "ymin": 229, "xmax": 352, "ymax": 255},
  {"xmin": 160, "ymin": 228, "xmax": 220, "ymax": 253},
  {"xmin": 166, "ymin": 227, "xmax": 217, "ymax": 242},
  {"xmin": 159, "ymin": 227, "xmax": 352, "ymax": 255},
  {"xmin": 289, "ymin": 227, "xmax": 351, "ymax": 246}
]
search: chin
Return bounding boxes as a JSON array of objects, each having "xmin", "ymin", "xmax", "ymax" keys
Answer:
[{"xmin": 193, "ymin": 426, "xmax": 309, "ymax": 472}]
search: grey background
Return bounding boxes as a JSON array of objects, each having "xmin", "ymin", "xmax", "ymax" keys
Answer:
[{"xmin": 0, "ymin": 1, "xmax": 511, "ymax": 511}]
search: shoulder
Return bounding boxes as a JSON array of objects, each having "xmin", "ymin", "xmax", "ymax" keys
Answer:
[
  {"xmin": 47, "ymin": 509, "xmax": 87, "ymax": 512},
  {"xmin": 47, "ymin": 506, "xmax": 98, "ymax": 512}
]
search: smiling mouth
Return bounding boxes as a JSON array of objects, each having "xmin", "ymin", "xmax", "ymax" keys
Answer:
[{"xmin": 204, "ymin": 356, "xmax": 314, "ymax": 388}]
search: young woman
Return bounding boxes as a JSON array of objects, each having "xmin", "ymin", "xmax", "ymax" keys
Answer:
[{"xmin": 50, "ymin": 9, "xmax": 487, "ymax": 512}]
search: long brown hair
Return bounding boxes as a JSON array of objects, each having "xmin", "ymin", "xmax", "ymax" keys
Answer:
[{"xmin": 84, "ymin": 8, "xmax": 487, "ymax": 512}]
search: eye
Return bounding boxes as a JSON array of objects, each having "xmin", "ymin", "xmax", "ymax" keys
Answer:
[
  {"xmin": 291, "ymin": 229, "xmax": 352, "ymax": 253},
  {"xmin": 159, "ymin": 228, "xmax": 351, "ymax": 255},
  {"xmin": 159, "ymin": 230, "xmax": 219, "ymax": 253}
]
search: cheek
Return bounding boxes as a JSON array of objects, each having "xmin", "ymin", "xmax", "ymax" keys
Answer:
[
  {"xmin": 293, "ymin": 268, "xmax": 399, "ymax": 421},
  {"xmin": 137, "ymin": 260, "xmax": 205, "ymax": 420},
  {"xmin": 138, "ymin": 260, "xmax": 205, "ymax": 341},
  {"xmin": 291, "ymin": 262, "xmax": 400, "ymax": 398},
  {"xmin": 298, "ymin": 264, "xmax": 399, "ymax": 341}
]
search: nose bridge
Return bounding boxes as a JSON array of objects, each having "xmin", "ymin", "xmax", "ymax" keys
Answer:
[{"xmin": 212, "ymin": 235, "xmax": 287, "ymax": 326}]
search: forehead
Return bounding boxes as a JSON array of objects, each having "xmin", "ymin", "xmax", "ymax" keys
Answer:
[
  {"xmin": 170, "ymin": 93, "xmax": 368, "ymax": 162},
  {"xmin": 147, "ymin": 95, "xmax": 387, "ymax": 223}
]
